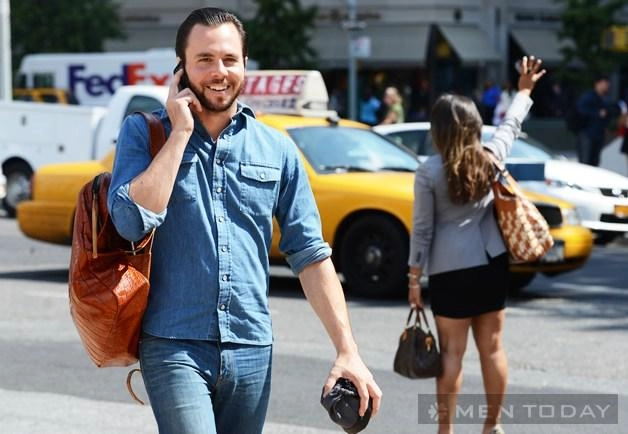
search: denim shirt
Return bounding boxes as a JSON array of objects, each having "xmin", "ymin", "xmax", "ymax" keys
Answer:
[{"xmin": 107, "ymin": 104, "xmax": 331, "ymax": 345}]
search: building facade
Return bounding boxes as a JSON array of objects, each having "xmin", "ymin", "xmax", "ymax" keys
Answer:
[{"xmin": 107, "ymin": 1, "xmax": 624, "ymax": 122}]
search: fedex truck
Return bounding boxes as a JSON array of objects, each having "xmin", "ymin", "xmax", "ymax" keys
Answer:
[
  {"xmin": 17, "ymin": 49, "xmax": 176, "ymax": 107},
  {"xmin": 17, "ymin": 49, "xmax": 259, "ymax": 108}
]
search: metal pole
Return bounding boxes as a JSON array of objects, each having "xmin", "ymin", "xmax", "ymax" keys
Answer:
[
  {"xmin": 346, "ymin": 0, "xmax": 357, "ymax": 120},
  {"xmin": 0, "ymin": 0, "xmax": 12, "ymax": 101}
]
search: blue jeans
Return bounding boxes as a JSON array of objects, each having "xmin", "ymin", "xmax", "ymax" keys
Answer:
[{"xmin": 139, "ymin": 333, "xmax": 272, "ymax": 434}]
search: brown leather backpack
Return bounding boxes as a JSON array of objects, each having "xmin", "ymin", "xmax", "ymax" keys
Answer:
[{"xmin": 68, "ymin": 112, "xmax": 165, "ymax": 368}]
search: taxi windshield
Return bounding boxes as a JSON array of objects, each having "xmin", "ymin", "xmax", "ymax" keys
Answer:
[{"xmin": 287, "ymin": 126, "xmax": 420, "ymax": 174}]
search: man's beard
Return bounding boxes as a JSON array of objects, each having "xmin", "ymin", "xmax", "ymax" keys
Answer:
[{"xmin": 190, "ymin": 80, "xmax": 243, "ymax": 113}]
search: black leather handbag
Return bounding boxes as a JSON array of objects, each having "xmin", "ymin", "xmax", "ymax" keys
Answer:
[{"xmin": 393, "ymin": 307, "xmax": 442, "ymax": 379}]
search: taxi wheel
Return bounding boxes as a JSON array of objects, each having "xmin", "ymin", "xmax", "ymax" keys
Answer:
[
  {"xmin": 593, "ymin": 231, "xmax": 618, "ymax": 246},
  {"xmin": 2, "ymin": 162, "xmax": 33, "ymax": 218},
  {"xmin": 338, "ymin": 215, "xmax": 408, "ymax": 299},
  {"xmin": 508, "ymin": 272, "xmax": 536, "ymax": 295}
]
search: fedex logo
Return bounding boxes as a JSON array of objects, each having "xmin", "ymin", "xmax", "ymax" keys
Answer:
[{"xmin": 68, "ymin": 63, "xmax": 170, "ymax": 97}]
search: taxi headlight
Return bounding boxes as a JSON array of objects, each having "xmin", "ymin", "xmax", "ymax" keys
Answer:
[{"xmin": 561, "ymin": 207, "xmax": 581, "ymax": 225}]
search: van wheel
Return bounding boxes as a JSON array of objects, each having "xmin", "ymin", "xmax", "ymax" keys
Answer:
[
  {"xmin": 508, "ymin": 272, "xmax": 536, "ymax": 295},
  {"xmin": 338, "ymin": 215, "xmax": 408, "ymax": 298},
  {"xmin": 2, "ymin": 163, "xmax": 33, "ymax": 218}
]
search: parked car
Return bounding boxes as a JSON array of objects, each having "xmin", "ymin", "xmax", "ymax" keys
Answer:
[
  {"xmin": 16, "ymin": 71, "xmax": 594, "ymax": 297},
  {"xmin": 375, "ymin": 122, "xmax": 628, "ymax": 244}
]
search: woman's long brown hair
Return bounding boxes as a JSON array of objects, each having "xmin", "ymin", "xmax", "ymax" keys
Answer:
[{"xmin": 430, "ymin": 94, "xmax": 495, "ymax": 204}]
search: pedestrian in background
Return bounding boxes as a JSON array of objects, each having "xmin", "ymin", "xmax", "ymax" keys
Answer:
[
  {"xmin": 407, "ymin": 78, "xmax": 430, "ymax": 122},
  {"xmin": 620, "ymin": 99, "xmax": 628, "ymax": 172},
  {"xmin": 378, "ymin": 86, "xmax": 405, "ymax": 124},
  {"xmin": 407, "ymin": 56, "xmax": 545, "ymax": 434},
  {"xmin": 574, "ymin": 75, "xmax": 620, "ymax": 166},
  {"xmin": 492, "ymin": 81, "xmax": 516, "ymax": 126},
  {"xmin": 107, "ymin": 7, "xmax": 381, "ymax": 434},
  {"xmin": 480, "ymin": 80, "xmax": 501, "ymax": 125},
  {"xmin": 359, "ymin": 87, "xmax": 381, "ymax": 126}
]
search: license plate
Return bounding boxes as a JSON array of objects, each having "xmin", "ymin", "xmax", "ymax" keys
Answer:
[
  {"xmin": 541, "ymin": 240, "xmax": 565, "ymax": 263},
  {"xmin": 614, "ymin": 205, "xmax": 628, "ymax": 218}
]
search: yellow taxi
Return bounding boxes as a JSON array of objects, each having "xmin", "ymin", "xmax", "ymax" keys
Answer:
[
  {"xmin": 12, "ymin": 87, "xmax": 77, "ymax": 104},
  {"xmin": 17, "ymin": 71, "xmax": 593, "ymax": 298}
]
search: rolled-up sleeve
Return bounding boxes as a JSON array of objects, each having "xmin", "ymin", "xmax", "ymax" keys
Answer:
[
  {"xmin": 107, "ymin": 113, "xmax": 167, "ymax": 242},
  {"xmin": 408, "ymin": 163, "xmax": 434, "ymax": 269},
  {"xmin": 274, "ymin": 138, "xmax": 332, "ymax": 275}
]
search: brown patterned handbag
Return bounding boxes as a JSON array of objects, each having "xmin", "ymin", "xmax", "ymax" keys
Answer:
[
  {"xmin": 486, "ymin": 151, "xmax": 554, "ymax": 263},
  {"xmin": 68, "ymin": 112, "xmax": 165, "ymax": 368}
]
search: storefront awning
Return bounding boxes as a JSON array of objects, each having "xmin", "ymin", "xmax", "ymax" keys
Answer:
[
  {"xmin": 312, "ymin": 24, "xmax": 430, "ymax": 67},
  {"xmin": 438, "ymin": 25, "xmax": 501, "ymax": 64},
  {"xmin": 510, "ymin": 28, "xmax": 571, "ymax": 64}
]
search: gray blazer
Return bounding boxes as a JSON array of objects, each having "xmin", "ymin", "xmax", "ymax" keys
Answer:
[{"xmin": 408, "ymin": 92, "xmax": 533, "ymax": 276}]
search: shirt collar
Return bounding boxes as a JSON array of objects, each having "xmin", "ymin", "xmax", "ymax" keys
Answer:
[{"xmin": 236, "ymin": 101, "xmax": 256, "ymax": 118}]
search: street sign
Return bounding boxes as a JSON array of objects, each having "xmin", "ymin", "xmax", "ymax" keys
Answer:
[{"xmin": 351, "ymin": 35, "xmax": 371, "ymax": 58}]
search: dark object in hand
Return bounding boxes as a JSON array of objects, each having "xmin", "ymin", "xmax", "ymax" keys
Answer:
[{"xmin": 320, "ymin": 378, "xmax": 373, "ymax": 433}]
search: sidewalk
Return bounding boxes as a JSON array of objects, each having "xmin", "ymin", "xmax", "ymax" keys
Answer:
[{"xmin": 0, "ymin": 388, "xmax": 337, "ymax": 434}]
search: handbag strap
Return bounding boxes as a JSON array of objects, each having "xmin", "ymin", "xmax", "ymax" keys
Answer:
[
  {"xmin": 485, "ymin": 149, "xmax": 521, "ymax": 196},
  {"xmin": 406, "ymin": 307, "xmax": 433, "ymax": 334},
  {"xmin": 485, "ymin": 149, "xmax": 506, "ymax": 175}
]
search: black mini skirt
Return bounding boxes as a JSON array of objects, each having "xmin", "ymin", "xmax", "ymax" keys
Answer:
[{"xmin": 428, "ymin": 253, "xmax": 509, "ymax": 319}]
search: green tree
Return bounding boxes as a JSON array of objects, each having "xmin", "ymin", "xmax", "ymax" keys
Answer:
[
  {"xmin": 11, "ymin": 0, "xmax": 125, "ymax": 71},
  {"xmin": 243, "ymin": 0, "xmax": 318, "ymax": 69},
  {"xmin": 555, "ymin": 0, "xmax": 626, "ymax": 90}
]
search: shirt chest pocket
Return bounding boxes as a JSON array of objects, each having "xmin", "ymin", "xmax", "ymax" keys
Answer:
[
  {"xmin": 170, "ymin": 151, "xmax": 198, "ymax": 204},
  {"xmin": 239, "ymin": 163, "xmax": 281, "ymax": 216}
]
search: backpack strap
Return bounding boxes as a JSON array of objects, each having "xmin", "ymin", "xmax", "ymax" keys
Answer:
[
  {"xmin": 136, "ymin": 111, "xmax": 166, "ymax": 158},
  {"xmin": 123, "ymin": 113, "xmax": 166, "ymax": 403},
  {"xmin": 126, "ymin": 368, "xmax": 146, "ymax": 405},
  {"xmin": 91, "ymin": 174, "xmax": 103, "ymax": 258}
]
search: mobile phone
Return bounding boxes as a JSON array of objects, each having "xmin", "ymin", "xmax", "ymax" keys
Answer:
[{"xmin": 173, "ymin": 61, "xmax": 189, "ymax": 91}]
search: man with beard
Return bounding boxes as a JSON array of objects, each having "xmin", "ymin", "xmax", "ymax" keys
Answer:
[{"xmin": 107, "ymin": 7, "xmax": 381, "ymax": 434}]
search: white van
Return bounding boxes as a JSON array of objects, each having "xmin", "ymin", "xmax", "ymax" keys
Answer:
[{"xmin": 17, "ymin": 49, "xmax": 176, "ymax": 107}]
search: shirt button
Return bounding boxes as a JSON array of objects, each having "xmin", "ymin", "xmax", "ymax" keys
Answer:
[
  {"xmin": 222, "ymin": 274, "xmax": 229, "ymax": 281},
  {"xmin": 260, "ymin": 172, "xmax": 266, "ymax": 179},
  {"xmin": 221, "ymin": 246, "xmax": 227, "ymax": 252},
  {"xmin": 216, "ymin": 187, "xmax": 223, "ymax": 193},
  {"xmin": 219, "ymin": 304, "xmax": 226, "ymax": 311},
  {"xmin": 218, "ymin": 217, "xmax": 225, "ymax": 223},
  {"xmin": 216, "ymin": 159, "xmax": 222, "ymax": 165}
]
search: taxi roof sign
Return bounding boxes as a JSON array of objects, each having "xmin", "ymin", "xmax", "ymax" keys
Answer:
[{"xmin": 239, "ymin": 70, "xmax": 337, "ymax": 118}]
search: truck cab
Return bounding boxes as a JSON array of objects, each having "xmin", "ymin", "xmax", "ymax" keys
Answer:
[{"xmin": 1, "ymin": 85, "xmax": 167, "ymax": 217}]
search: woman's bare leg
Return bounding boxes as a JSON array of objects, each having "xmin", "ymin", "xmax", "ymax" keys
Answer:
[
  {"xmin": 472, "ymin": 309, "xmax": 508, "ymax": 434},
  {"xmin": 435, "ymin": 315, "xmax": 472, "ymax": 434}
]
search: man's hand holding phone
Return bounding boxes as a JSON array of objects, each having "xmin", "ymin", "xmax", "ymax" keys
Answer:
[
  {"xmin": 167, "ymin": 60, "xmax": 202, "ymax": 136},
  {"xmin": 173, "ymin": 62, "xmax": 190, "ymax": 91}
]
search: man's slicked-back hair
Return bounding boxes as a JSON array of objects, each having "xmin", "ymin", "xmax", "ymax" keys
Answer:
[{"xmin": 175, "ymin": 7, "xmax": 247, "ymax": 62}]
